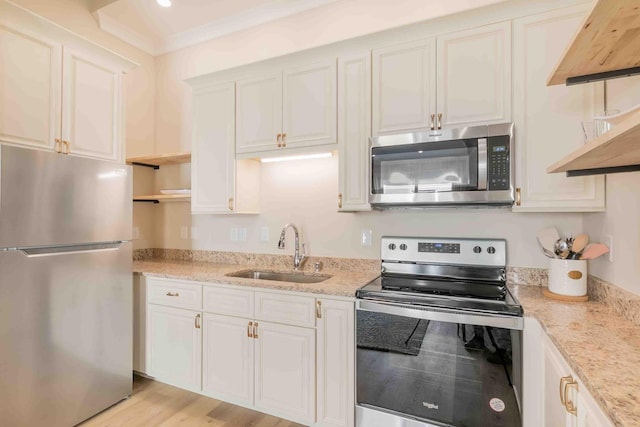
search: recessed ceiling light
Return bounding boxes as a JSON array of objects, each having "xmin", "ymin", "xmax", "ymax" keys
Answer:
[{"xmin": 156, "ymin": 0, "xmax": 172, "ymax": 7}]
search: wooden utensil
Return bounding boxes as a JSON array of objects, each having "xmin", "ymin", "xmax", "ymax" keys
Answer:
[
  {"xmin": 579, "ymin": 243, "xmax": 609, "ymax": 260},
  {"xmin": 537, "ymin": 227, "xmax": 560, "ymax": 258},
  {"xmin": 572, "ymin": 233, "xmax": 589, "ymax": 254}
]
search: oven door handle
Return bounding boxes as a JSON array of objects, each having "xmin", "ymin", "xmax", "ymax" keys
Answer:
[{"xmin": 356, "ymin": 300, "xmax": 523, "ymax": 330}]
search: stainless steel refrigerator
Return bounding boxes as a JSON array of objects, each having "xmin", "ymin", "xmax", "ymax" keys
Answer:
[{"xmin": 0, "ymin": 145, "xmax": 133, "ymax": 426}]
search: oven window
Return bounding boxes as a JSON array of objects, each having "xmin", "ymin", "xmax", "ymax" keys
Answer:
[
  {"xmin": 357, "ymin": 310, "xmax": 521, "ymax": 427},
  {"xmin": 371, "ymin": 139, "xmax": 478, "ymax": 194}
]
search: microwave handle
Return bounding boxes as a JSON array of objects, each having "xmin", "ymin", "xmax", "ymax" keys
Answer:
[{"xmin": 478, "ymin": 137, "xmax": 488, "ymax": 190}]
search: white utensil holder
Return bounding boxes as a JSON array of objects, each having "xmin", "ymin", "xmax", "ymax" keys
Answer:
[{"xmin": 548, "ymin": 259, "xmax": 587, "ymax": 296}]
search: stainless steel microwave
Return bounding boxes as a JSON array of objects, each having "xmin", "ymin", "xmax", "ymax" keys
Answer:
[{"xmin": 370, "ymin": 123, "xmax": 514, "ymax": 207}]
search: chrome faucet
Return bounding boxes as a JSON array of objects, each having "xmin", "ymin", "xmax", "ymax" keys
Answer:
[{"xmin": 278, "ymin": 223, "xmax": 306, "ymax": 270}]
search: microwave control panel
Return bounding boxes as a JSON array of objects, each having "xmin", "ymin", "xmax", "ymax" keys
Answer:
[{"xmin": 487, "ymin": 135, "xmax": 510, "ymax": 191}]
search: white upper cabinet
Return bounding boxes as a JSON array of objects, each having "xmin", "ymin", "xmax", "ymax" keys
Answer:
[
  {"xmin": 372, "ymin": 38, "xmax": 436, "ymax": 135},
  {"xmin": 0, "ymin": 24, "xmax": 61, "ymax": 151},
  {"xmin": 283, "ymin": 61, "xmax": 337, "ymax": 149},
  {"xmin": 191, "ymin": 80, "xmax": 260, "ymax": 214},
  {"xmin": 372, "ymin": 23, "xmax": 510, "ymax": 135},
  {"xmin": 0, "ymin": 5, "xmax": 132, "ymax": 163},
  {"xmin": 338, "ymin": 53, "xmax": 372, "ymax": 212},
  {"xmin": 62, "ymin": 47, "xmax": 122, "ymax": 162},
  {"xmin": 236, "ymin": 73, "xmax": 283, "ymax": 154},
  {"xmin": 236, "ymin": 60, "xmax": 337, "ymax": 157},
  {"xmin": 436, "ymin": 22, "xmax": 511, "ymax": 128},
  {"xmin": 513, "ymin": 6, "xmax": 605, "ymax": 212}
]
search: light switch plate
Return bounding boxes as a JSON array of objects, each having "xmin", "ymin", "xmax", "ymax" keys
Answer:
[
  {"xmin": 238, "ymin": 228, "xmax": 247, "ymax": 242},
  {"xmin": 361, "ymin": 229, "xmax": 373, "ymax": 247},
  {"xmin": 604, "ymin": 234, "xmax": 613, "ymax": 262},
  {"xmin": 230, "ymin": 228, "xmax": 238, "ymax": 241}
]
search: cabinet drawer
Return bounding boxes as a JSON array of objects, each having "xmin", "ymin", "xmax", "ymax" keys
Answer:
[
  {"xmin": 203, "ymin": 285, "xmax": 254, "ymax": 318},
  {"xmin": 255, "ymin": 292, "xmax": 316, "ymax": 328},
  {"xmin": 147, "ymin": 278, "xmax": 202, "ymax": 310}
]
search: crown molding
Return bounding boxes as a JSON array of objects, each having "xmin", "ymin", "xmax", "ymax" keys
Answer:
[{"xmin": 96, "ymin": 0, "xmax": 337, "ymax": 56}]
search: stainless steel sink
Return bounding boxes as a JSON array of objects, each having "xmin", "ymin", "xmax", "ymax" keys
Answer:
[{"xmin": 227, "ymin": 270, "xmax": 331, "ymax": 284}]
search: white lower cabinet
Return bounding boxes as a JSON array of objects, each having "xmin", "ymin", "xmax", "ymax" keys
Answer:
[
  {"xmin": 524, "ymin": 317, "xmax": 613, "ymax": 427},
  {"xmin": 254, "ymin": 321, "xmax": 316, "ymax": 423},
  {"xmin": 202, "ymin": 313, "xmax": 254, "ymax": 406},
  {"xmin": 146, "ymin": 304, "xmax": 202, "ymax": 392},
  {"xmin": 137, "ymin": 276, "xmax": 355, "ymax": 427}
]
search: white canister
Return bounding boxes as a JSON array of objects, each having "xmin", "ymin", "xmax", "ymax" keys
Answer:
[{"xmin": 548, "ymin": 259, "xmax": 587, "ymax": 296}]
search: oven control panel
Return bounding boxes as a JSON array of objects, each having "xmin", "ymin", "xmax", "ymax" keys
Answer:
[{"xmin": 382, "ymin": 236, "xmax": 506, "ymax": 267}]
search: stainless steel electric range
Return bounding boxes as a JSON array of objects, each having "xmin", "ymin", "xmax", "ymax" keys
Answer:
[{"xmin": 356, "ymin": 237, "xmax": 523, "ymax": 427}]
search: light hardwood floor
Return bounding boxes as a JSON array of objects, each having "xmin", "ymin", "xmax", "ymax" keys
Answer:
[{"xmin": 80, "ymin": 375, "xmax": 305, "ymax": 427}]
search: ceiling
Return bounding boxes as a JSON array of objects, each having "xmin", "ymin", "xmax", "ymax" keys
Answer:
[{"xmin": 94, "ymin": 0, "xmax": 339, "ymax": 56}]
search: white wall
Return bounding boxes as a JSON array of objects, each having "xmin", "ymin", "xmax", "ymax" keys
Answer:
[
  {"xmin": 584, "ymin": 76, "xmax": 640, "ymax": 296},
  {"xmin": 142, "ymin": 158, "xmax": 584, "ymax": 268}
]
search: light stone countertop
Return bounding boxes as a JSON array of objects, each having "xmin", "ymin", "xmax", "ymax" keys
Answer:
[
  {"xmin": 133, "ymin": 257, "xmax": 638, "ymax": 426},
  {"xmin": 511, "ymin": 284, "xmax": 640, "ymax": 427},
  {"xmin": 133, "ymin": 258, "xmax": 379, "ymax": 298}
]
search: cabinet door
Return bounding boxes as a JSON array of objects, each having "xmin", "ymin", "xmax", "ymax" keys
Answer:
[
  {"xmin": 0, "ymin": 23, "xmax": 61, "ymax": 151},
  {"xmin": 254, "ymin": 321, "xmax": 315, "ymax": 424},
  {"xmin": 191, "ymin": 81, "xmax": 236, "ymax": 214},
  {"xmin": 577, "ymin": 382, "xmax": 614, "ymax": 427},
  {"xmin": 317, "ymin": 299, "xmax": 355, "ymax": 427},
  {"xmin": 372, "ymin": 38, "xmax": 436, "ymax": 135},
  {"xmin": 202, "ymin": 313, "xmax": 254, "ymax": 406},
  {"xmin": 543, "ymin": 335, "xmax": 575, "ymax": 427},
  {"xmin": 283, "ymin": 60, "xmax": 337, "ymax": 149},
  {"xmin": 513, "ymin": 7, "xmax": 605, "ymax": 212},
  {"xmin": 146, "ymin": 304, "xmax": 202, "ymax": 392},
  {"xmin": 338, "ymin": 53, "xmax": 371, "ymax": 212},
  {"xmin": 236, "ymin": 73, "xmax": 282, "ymax": 154},
  {"xmin": 436, "ymin": 22, "xmax": 511, "ymax": 128},
  {"xmin": 62, "ymin": 47, "xmax": 122, "ymax": 162},
  {"xmin": 133, "ymin": 275, "xmax": 146, "ymax": 374}
]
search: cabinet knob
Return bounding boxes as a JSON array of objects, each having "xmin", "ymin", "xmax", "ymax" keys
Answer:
[
  {"xmin": 277, "ymin": 133, "xmax": 282, "ymax": 147},
  {"xmin": 338, "ymin": 193, "xmax": 343, "ymax": 209},
  {"xmin": 195, "ymin": 313, "xmax": 201, "ymax": 329},
  {"xmin": 316, "ymin": 300, "xmax": 322, "ymax": 319},
  {"xmin": 228, "ymin": 197, "xmax": 234, "ymax": 211},
  {"xmin": 515, "ymin": 187, "xmax": 521, "ymax": 206},
  {"xmin": 247, "ymin": 321, "xmax": 253, "ymax": 338}
]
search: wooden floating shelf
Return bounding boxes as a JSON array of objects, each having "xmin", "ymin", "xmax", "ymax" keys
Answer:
[
  {"xmin": 547, "ymin": 0, "xmax": 640, "ymax": 86},
  {"xmin": 548, "ymin": 106, "xmax": 640, "ymax": 174},
  {"xmin": 126, "ymin": 152, "xmax": 191, "ymax": 169},
  {"xmin": 133, "ymin": 194, "xmax": 191, "ymax": 203}
]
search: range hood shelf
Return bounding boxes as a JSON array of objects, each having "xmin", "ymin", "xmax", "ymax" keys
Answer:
[
  {"xmin": 547, "ymin": 107, "xmax": 640, "ymax": 175},
  {"xmin": 126, "ymin": 152, "xmax": 191, "ymax": 169}
]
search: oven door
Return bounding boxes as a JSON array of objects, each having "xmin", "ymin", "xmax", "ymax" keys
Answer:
[{"xmin": 356, "ymin": 300, "xmax": 522, "ymax": 427}]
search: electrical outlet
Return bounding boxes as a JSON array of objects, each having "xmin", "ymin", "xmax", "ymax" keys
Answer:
[
  {"xmin": 230, "ymin": 228, "xmax": 238, "ymax": 241},
  {"xmin": 361, "ymin": 229, "xmax": 373, "ymax": 247},
  {"xmin": 132, "ymin": 227, "xmax": 140, "ymax": 240},
  {"xmin": 260, "ymin": 227, "xmax": 269, "ymax": 242},
  {"xmin": 604, "ymin": 234, "xmax": 613, "ymax": 262},
  {"xmin": 180, "ymin": 226, "xmax": 188, "ymax": 239},
  {"xmin": 238, "ymin": 228, "xmax": 247, "ymax": 242}
]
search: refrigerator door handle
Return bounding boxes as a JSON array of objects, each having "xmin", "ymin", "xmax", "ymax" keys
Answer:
[{"xmin": 17, "ymin": 242, "xmax": 124, "ymax": 257}]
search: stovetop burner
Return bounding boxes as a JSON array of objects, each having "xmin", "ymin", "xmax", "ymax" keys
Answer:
[{"xmin": 359, "ymin": 236, "xmax": 523, "ymax": 317}]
